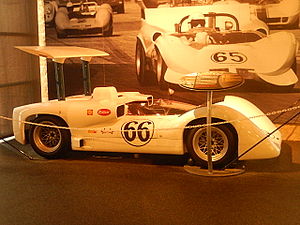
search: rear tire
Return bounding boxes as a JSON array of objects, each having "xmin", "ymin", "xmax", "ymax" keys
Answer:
[
  {"xmin": 103, "ymin": 17, "xmax": 113, "ymax": 37},
  {"xmin": 29, "ymin": 116, "xmax": 70, "ymax": 159},
  {"xmin": 185, "ymin": 124, "xmax": 237, "ymax": 169},
  {"xmin": 135, "ymin": 39, "xmax": 155, "ymax": 86}
]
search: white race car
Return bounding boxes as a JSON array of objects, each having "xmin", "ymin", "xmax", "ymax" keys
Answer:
[
  {"xmin": 55, "ymin": 1, "xmax": 113, "ymax": 38},
  {"xmin": 13, "ymin": 46, "xmax": 281, "ymax": 168},
  {"xmin": 250, "ymin": 0, "xmax": 300, "ymax": 28},
  {"xmin": 136, "ymin": 1, "xmax": 298, "ymax": 89}
]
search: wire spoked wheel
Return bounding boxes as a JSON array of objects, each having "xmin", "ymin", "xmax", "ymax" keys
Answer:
[
  {"xmin": 29, "ymin": 116, "xmax": 70, "ymax": 159},
  {"xmin": 186, "ymin": 124, "xmax": 236, "ymax": 168},
  {"xmin": 33, "ymin": 122, "xmax": 61, "ymax": 152}
]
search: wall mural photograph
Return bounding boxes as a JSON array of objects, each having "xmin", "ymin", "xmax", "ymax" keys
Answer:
[
  {"xmin": 1, "ymin": 1, "xmax": 300, "ymax": 225},
  {"xmin": 39, "ymin": 0, "xmax": 300, "ymax": 164}
]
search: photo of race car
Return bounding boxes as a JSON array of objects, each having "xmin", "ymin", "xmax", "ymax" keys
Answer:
[
  {"xmin": 249, "ymin": 0, "xmax": 300, "ymax": 29},
  {"xmin": 135, "ymin": 3, "xmax": 299, "ymax": 89},
  {"xmin": 55, "ymin": 0, "xmax": 113, "ymax": 38},
  {"xmin": 55, "ymin": 0, "xmax": 125, "ymax": 13},
  {"xmin": 13, "ymin": 46, "xmax": 282, "ymax": 169}
]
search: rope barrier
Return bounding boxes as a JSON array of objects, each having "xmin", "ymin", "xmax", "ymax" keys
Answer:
[{"xmin": 0, "ymin": 104, "xmax": 300, "ymax": 132}]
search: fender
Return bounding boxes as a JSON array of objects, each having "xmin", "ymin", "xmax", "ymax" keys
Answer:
[
  {"xmin": 178, "ymin": 96, "xmax": 281, "ymax": 160},
  {"xmin": 13, "ymin": 101, "xmax": 65, "ymax": 144},
  {"xmin": 95, "ymin": 4, "xmax": 112, "ymax": 28}
]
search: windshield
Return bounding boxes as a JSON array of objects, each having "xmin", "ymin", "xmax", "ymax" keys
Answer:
[{"xmin": 126, "ymin": 99, "xmax": 196, "ymax": 116}]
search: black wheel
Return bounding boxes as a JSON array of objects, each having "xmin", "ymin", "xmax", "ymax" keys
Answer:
[
  {"xmin": 185, "ymin": 124, "xmax": 237, "ymax": 169},
  {"xmin": 103, "ymin": 17, "xmax": 113, "ymax": 37},
  {"xmin": 135, "ymin": 39, "xmax": 155, "ymax": 86},
  {"xmin": 29, "ymin": 116, "xmax": 70, "ymax": 159},
  {"xmin": 156, "ymin": 49, "xmax": 168, "ymax": 90}
]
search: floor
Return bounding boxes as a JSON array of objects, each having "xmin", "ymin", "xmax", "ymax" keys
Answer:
[{"xmin": 1, "ymin": 139, "xmax": 300, "ymax": 225}]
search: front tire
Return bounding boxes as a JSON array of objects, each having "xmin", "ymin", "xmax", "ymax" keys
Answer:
[
  {"xmin": 156, "ymin": 49, "xmax": 168, "ymax": 90},
  {"xmin": 135, "ymin": 39, "xmax": 155, "ymax": 86},
  {"xmin": 186, "ymin": 124, "xmax": 236, "ymax": 169},
  {"xmin": 29, "ymin": 116, "xmax": 70, "ymax": 159}
]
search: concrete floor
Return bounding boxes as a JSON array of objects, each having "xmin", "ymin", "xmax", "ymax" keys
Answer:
[{"xmin": 1, "ymin": 139, "xmax": 300, "ymax": 225}]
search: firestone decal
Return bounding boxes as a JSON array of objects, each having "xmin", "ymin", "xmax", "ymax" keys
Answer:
[
  {"xmin": 121, "ymin": 120, "xmax": 154, "ymax": 147},
  {"xmin": 97, "ymin": 109, "xmax": 111, "ymax": 116},
  {"xmin": 211, "ymin": 51, "xmax": 247, "ymax": 64}
]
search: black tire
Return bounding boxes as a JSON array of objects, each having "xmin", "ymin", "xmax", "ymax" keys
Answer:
[
  {"xmin": 103, "ymin": 17, "xmax": 113, "ymax": 37},
  {"xmin": 185, "ymin": 124, "xmax": 237, "ymax": 169},
  {"xmin": 29, "ymin": 116, "xmax": 70, "ymax": 159},
  {"xmin": 135, "ymin": 39, "xmax": 155, "ymax": 86},
  {"xmin": 156, "ymin": 49, "xmax": 169, "ymax": 90}
]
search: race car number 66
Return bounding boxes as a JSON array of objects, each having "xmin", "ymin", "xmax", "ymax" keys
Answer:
[
  {"xmin": 121, "ymin": 120, "xmax": 154, "ymax": 147},
  {"xmin": 211, "ymin": 52, "xmax": 247, "ymax": 64}
]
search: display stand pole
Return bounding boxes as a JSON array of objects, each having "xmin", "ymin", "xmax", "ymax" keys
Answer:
[
  {"xmin": 181, "ymin": 71, "xmax": 246, "ymax": 177},
  {"xmin": 207, "ymin": 90, "xmax": 213, "ymax": 174}
]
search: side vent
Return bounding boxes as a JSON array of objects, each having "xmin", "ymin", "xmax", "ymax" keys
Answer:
[{"xmin": 117, "ymin": 105, "xmax": 125, "ymax": 117}]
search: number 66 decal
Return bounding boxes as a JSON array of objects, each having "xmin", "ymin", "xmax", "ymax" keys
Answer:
[
  {"xmin": 121, "ymin": 120, "xmax": 154, "ymax": 146},
  {"xmin": 211, "ymin": 51, "xmax": 247, "ymax": 64}
]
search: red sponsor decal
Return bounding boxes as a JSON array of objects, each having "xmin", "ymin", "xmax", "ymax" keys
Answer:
[
  {"xmin": 97, "ymin": 109, "xmax": 111, "ymax": 116},
  {"xmin": 87, "ymin": 109, "xmax": 93, "ymax": 116}
]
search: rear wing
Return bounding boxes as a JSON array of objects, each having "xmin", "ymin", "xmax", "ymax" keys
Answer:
[
  {"xmin": 15, "ymin": 46, "xmax": 109, "ymax": 100},
  {"xmin": 15, "ymin": 46, "xmax": 109, "ymax": 63}
]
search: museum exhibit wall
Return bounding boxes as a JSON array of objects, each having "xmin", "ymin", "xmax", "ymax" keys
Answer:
[{"xmin": 0, "ymin": 0, "xmax": 40, "ymax": 137}]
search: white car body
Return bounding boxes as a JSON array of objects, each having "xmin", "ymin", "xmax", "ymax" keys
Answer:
[
  {"xmin": 251, "ymin": 0, "xmax": 300, "ymax": 28},
  {"xmin": 13, "ymin": 46, "xmax": 281, "ymax": 168},
  {"xmin": 13, "ymin": 86, "xmax": 281, "ymax": 160},
  {"xmin": 136, "ymin": 5, "xmax": 298, "ymax": 88},
  {"xmin": 55, "ymin": 1, "xmax": 113, "ymax": 38},
  {"xmin": 140, "ymin": 0, "xmax": 269, "ymax": 34}
]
